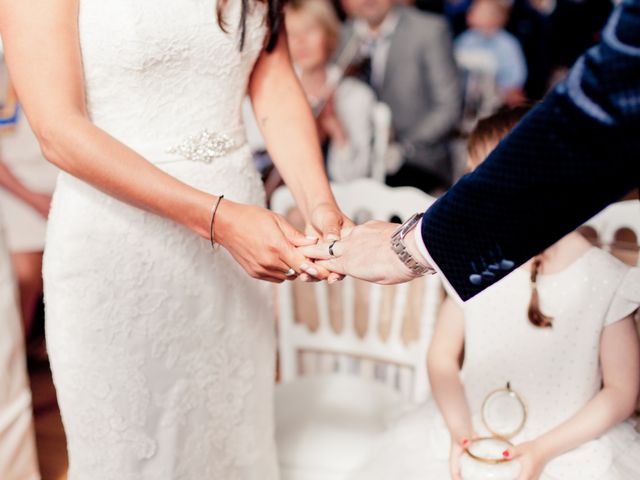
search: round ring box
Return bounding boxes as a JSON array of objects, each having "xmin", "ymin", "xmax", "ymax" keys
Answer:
[{"xmin": 460, "ymin": 383, "xmax": 527, "ymax": 480}]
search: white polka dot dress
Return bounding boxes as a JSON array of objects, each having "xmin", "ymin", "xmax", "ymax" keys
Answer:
[{"xmin": 353, "ymin": 248, "xmax": 640, "ymax": 480}]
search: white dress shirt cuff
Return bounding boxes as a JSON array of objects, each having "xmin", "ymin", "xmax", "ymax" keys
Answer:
[{"xmin": 414, "ymin": 217, "xmax": 464, "ymax": 304}]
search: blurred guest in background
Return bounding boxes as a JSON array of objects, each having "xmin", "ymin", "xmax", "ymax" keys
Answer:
[
  {"xmin": 245, "ymin": 0, "xmax": 378, "ymax": 196},
  {"xmin": 331, "ymin": 0, "xmax": 349, "ymax": 21},
  {"xmin": 0, "ymin": 75, "xmax": 57, "ymax": 338},
  {"xmin": 287, "ymin": 0, "xmax": 378, "ymax": 183},
  {"xmin": 505, "ymin": 0, "xmax": 554, "ymax": 100},
  {"xmin": 338, "ymin": 0, "xmax": 461, "ymax": 193},
  {"xmin": 444, "ymin": 0, "xmax": 473, "ymax": 35},
  {"xmin": 449, "ymin": 0, "xmax": 613, "ymax": 101},
  {"xmin": 0, "ymin": 217, "xmax": 40, "ymax": 480},
  {"xmin": 545, "ymin": 0, "xmax": 613, "ymax": 88},
  {"xmin": 456, "ymin": 0, "xmax": 528, "ymax": 106}
]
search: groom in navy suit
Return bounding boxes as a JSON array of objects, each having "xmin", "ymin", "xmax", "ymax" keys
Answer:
[{"xmin": 301, "ymin": 0, "xmax": 640, "ymax": 301}]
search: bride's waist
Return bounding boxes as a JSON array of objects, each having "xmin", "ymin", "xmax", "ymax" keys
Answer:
[{"xmin": 124, "ymin": 126, "xmax": 248, "ymax": 165}]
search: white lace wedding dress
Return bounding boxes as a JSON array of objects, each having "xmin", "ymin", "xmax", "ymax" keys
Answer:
[{"xmin": 43, "ymin": 1, "xmax": 278, "ymax": 479}]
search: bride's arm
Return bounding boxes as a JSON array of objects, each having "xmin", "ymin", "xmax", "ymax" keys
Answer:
[
  {"xmin": 0, "ymin": 0, "xmax": 319, "ymax": 282},
  {"xmin": 249, "ymin": 29, "xmax": 349, "ymax": 242}
]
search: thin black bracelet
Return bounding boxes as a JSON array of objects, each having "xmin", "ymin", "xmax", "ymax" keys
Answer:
[{"xmin": 210, "ymin": 195, "xmax": 224, "ymax": 249}]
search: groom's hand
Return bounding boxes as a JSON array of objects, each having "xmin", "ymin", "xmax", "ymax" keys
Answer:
[{"xmin": 297, "ymin": 221, "xmax": 427, "ymax": 285}]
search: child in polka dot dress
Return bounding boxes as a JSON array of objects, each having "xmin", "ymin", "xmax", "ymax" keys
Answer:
[{"xmin": 353, "ymin": 107, "xmax": 640, "ymax": 480}]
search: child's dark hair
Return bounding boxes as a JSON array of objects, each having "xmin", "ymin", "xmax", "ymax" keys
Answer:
[
  {"xmin": 467, "ymin": 105, "xmax": 532, "ymax": 168},
  {"xmin": 467, "ymin": 105, "xmax": 553, "ymax": 328}
]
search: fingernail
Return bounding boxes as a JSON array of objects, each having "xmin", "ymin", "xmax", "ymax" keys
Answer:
[
  {"xmin": 502, "ymin": 450, "xmax": 510, "ymax": 458},
  {"xmin": 328, "ymin": 277, "xmax": 338, "ymax": 284},
  {"xmin": 305, "ymin": 267, "xmax": 319, "ymax": 277},
  {"xmin": 326, "ymin": 234, "xmax": 339, "ymax": 241},
  {"xmin": 306, "ymin": 235, "xmax": 319, "ymax": 240},
  {"xmin": 301, "ymin": 263, "xmax": 310, "ymax": 270}
]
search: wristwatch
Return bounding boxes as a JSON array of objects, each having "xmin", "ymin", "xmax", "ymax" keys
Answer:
[{"xmin": 390, "ymin": 213, "xmax": 435, "ymax": 276}]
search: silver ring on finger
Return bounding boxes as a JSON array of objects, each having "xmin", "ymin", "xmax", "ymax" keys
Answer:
[{"xmin": 328, "ymin": 240, "xmax": 338, "ymax": 257}]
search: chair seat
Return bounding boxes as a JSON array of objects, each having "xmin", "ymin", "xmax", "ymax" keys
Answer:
[{"xmin": 275, "ymin": 374, "xmax": 409, "ymax": 479}]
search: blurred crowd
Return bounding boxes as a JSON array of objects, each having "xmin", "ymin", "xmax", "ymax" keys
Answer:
[{"xmin": 246, "ymin": 0, "xmax": 612, "ymax": 197}]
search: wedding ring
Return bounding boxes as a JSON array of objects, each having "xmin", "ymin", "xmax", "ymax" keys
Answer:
[
  {"xmin": 328, "ymin": 240, "xmax": 338, "ymax": 257},
  {"xmin": 285, "ymin": 268, "xmax": 296, "ymax": 277}
]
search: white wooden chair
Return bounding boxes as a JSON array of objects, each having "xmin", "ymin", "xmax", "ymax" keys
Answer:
[
  {"xmin": 370, "ymin": 102, "xmax": 392, "ymax": 183},
  {"xmin": 581, "ymin": 200, "xmax": 640, "ymax": 263},
  {"xmin": 271, "ymin": 179, "xmax": 442, "ymax": 480}
]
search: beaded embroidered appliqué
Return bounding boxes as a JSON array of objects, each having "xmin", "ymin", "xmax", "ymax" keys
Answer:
[{"xmin": 167, "ymin": 130, "xmax": 236, "ymax": 163}]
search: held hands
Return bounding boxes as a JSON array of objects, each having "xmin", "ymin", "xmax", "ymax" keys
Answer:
[
  {"xmin": 214, "ymin": 199, "xmax": 350, "ymax": 283},
  {"xmin": 214, "ymin": 199, "xmax": 424, "ymax": 285},
  {"xmin": 298, "ymin": 221, "xmax": 423, "ymax": 285},
  {"xmin": 304, "ymin": 202, "xmax": 353, "ymax": 283}
]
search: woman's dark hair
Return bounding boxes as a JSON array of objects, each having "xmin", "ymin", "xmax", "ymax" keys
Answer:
[
  {"xmin": 217, "ymin": 0, "xmax": 286, "ymax": 52},
  {"xmin": 467, "ymin": 104, "xmax": 553, "ymax": 329}
]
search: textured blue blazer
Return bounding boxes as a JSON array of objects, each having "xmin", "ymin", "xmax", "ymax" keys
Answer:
[{"xmin": 421, "ymin": 0, "xmax": 640, "ymax": 301}]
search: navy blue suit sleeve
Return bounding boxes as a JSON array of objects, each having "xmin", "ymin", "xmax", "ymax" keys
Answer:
[{"xmin": 421, "ymin": 0, "xmax": 640, "ymax": 301}]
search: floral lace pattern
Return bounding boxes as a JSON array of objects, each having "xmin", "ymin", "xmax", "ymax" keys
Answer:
[{"xmin": 43, "ymin": 1, "xmax": 278, "ymax": 478}]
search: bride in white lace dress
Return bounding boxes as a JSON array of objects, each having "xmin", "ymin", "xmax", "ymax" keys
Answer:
[{"xmin": 0, "ymin": 0, "xmax": 349, "ymax": 478}]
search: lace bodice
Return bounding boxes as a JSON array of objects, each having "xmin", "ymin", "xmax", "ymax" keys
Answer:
[{"xmin": 78, "ymin": 0, "xmax": 267, "ymax": 152}]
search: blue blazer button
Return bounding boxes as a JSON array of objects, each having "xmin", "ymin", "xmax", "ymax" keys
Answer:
[
  {"xmin": 469, "ymin": 274, "xmax": 483, "ymax": 285},
  {"xmin": 481, "ymin": 270, "xmax": 496, "ymax": 281},
  {"xmin": 500, "ymin": 259, "xmax": 515, "ymax": 270}
]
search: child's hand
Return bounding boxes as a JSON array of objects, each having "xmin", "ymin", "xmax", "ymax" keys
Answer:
[
  {"xmin": 504, "ymin": 440, "xmax": 550, "ymax": 480},
  {"xmin": 449, "ymin": 434, "xmax": 475, "ymax": 480}
]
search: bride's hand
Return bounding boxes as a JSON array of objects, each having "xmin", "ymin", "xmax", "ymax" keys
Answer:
[
  {"xmin": 306, "ymin": 202, "xmax": 353, "ymax": 242},
  {"xmin": 215, "ymin": 200, "xmax": 329, "ymax": 283},
  {"xmin": 305, "ymin": 202, "xmax": 354, "ymax": 283}
]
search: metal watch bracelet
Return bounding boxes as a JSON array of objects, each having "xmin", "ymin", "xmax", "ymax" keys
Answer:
[{"xmin": 390, "ymin": 213, "xmax": 435, "ymax": 276}]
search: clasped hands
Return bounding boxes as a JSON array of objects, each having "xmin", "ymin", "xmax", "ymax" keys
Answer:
[{"xmin": 215, "ymin": 200, "xmax": 424, "ymax": 285}]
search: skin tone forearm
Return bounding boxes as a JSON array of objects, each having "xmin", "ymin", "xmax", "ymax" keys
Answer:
[
  {"xmin": 429, "ymin": 362, "xmax": 474, "ymax": 443},
  {"xmin": 533, "ymin": 384, "xmax": 638, "ymax": 459},
  {"xmin": 249, "ymin": 30, "xmax": 341, "ymax": 234},
  {"xmin": 428, "ymin": 297, "xmax": 473, "ymax": 442},
  {"xmin": 427, "ymin": 297, "xmax": 473, "ymax": 480}
]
